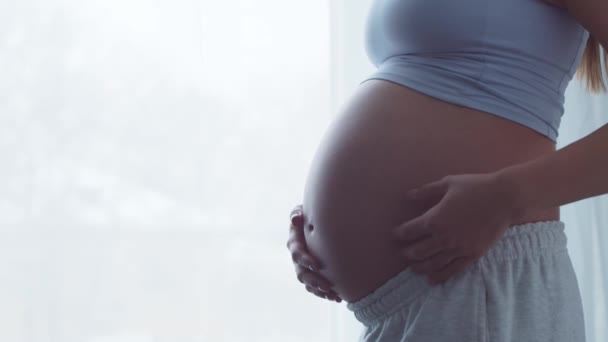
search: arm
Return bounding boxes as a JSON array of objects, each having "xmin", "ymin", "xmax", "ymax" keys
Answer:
[
  {"xmin": 492, "ymin": 0, "xmax": 608, "ymax": 223},
  {"xmin": 494, "ymin": 123, "xmax": 608, "ymax": 223}
]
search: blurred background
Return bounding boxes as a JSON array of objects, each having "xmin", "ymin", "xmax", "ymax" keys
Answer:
[{"xmin": 0, "ymin": 0, "xmax": 606, "ymax": 341}]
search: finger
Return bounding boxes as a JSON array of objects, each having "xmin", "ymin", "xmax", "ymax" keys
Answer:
[
  {"xmin": 290, "ymin": 205, "xmax": 304, "ymax": 226},
  {"xmin": 287, "ymin": 221, "xmax": 305, "ymax": 247},
  {"xmin": 306, "ymin": 285, "xmax": 343, "ymax": 302},
  {"xmin": 305, "ymin": 285, "xmax": 330, "ymax": 299},
  {"xmin": 401, "ymin": 235, "xmax": 446, "ymax": 262},
  {"xmin": 393, "ymin": 215, "xmax": 431, "ymax": 243},
  {"xmin": 407, "ymin": 177, "xmax": 448, "ymax": 204},
  {"xmin": 287, "ymin": 213, "xmax": 322, "ymax": 271},
  {"xmin": 324, "ymin": 293, "xmax": 343, "ymax": 303},
  {"xmin": 290, "ymin": 204, "xmax": 303, "ymax": 218},
  {"xmin": 408, "ymin": 248, "xmax": 459, "ymax": 275},
  {"xmin": 295, "ymin": 268, "xmax": 342, "ymax": 302},
  {"xmin": 294, "ymin": 264, "xmax": 336, "ymax": 292},
  {"xmin": 314, "ymin": 289, "xmax": 342, "ymax": 302},
  {"xmin": 290, "ymin": 246, "xmax": 321, "ymax": 271},
  {"xmin": 287, "ymin": 206, "xmax": 305, "ymax": 247},
  {"xmin": 286, "ymin": 218, "xmax": 306, "ymax": 250},
  {"xmin": 428, "ymin": 255, "xmax": 476, "ymax": 285}
]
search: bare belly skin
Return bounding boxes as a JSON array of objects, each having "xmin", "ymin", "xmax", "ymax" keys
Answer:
[{"xmin": 302, "ymin": 79, "xmax": 560, "ymax": 303}]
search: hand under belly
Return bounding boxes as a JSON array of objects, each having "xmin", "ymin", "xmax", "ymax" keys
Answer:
[{"xmin": 301, "ymin": 79, "xmax": 559, "ymax": 303}]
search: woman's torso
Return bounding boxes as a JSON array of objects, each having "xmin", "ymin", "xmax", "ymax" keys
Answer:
[{"xmin": 302, "ymin": 79, "xmax": 560, "ymax": 303}]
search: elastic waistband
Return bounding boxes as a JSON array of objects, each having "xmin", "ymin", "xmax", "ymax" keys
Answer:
[{"xmin": 346, "ymin": 220, "xmax": 568, "ymax": 326}]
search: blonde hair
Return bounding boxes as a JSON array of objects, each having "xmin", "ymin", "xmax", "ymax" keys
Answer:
[{"xmin": 575, "ymin": 34, "xmax": 608, "ymax": 93}]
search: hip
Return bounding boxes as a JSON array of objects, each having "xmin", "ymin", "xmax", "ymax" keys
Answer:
[{"xmin": 346, "ymin": 221, "xmax": 585, "ymax": 342}]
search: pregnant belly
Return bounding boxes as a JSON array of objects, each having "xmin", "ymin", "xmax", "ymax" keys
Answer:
[{"xmin": 302, "ymin": 79, "xmax": 560, "ymax": 303}]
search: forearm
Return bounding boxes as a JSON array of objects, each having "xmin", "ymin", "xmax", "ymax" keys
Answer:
[{"xmin": 494, "ymin": 123, "xmax": 608, "ymax": 222}]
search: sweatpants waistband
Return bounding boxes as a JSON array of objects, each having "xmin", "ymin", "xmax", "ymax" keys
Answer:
[{"xmin": 346, "ymin": 220, "xmax": 568, "ymax": 326}]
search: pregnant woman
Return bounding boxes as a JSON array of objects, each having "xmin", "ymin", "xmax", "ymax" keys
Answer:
[{"xmin": 287, "ymin": 0, "xmax": 608, "ymax": 340}]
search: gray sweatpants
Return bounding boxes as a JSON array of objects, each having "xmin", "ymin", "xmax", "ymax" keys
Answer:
[{"xmin": 346, "ymin": 221, "xmax": 586, "ymax": 341}]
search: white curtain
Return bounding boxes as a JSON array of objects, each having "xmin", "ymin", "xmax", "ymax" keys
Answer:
[{"xmin": 0, "ymin": 0, "xmax": 605, "ymax": 341}]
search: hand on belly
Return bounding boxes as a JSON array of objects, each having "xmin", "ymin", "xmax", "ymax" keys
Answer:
[
  {"xmin": 299, "ymin": 79, "xmax": 558, "ymax": 303},
  {"xmin": 392, "ymin": 172, "xmax": 518, "ymax": 286},
  {"xmin": 301, "ymin": 131, "xmax": 427, "ymax": 302}
]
